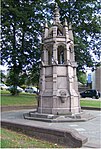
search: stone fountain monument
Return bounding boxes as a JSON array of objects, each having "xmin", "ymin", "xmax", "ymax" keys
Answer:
[
  {"xmin": 38, "ymin": 4, "xmax": 80, "ymax": 115},
  {"xmin": 24, "ymin": 4, "xmax": 93, "ymax": 122}
]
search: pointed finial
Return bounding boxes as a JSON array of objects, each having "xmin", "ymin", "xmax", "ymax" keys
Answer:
[
  {"xmin": 53, "ymin": 3, "xmax": 60, "ymax": 24},
  {"xmin": 68, "ymin": 22, "xmax": 74, "ymax": 41},
  {"xmin": 45, "ymin": 22, "xmax": 48, "ymax": 28},
  {"xmin": 55, "ymin": 3, "xmax": 58, "ymax": 9},
  {"xmin": 64, "ymin": 18, "xmax": 68, "ymax": 26},
  {"xmin": 69, "ymin": 22, "xmax": 72, "ymax": 29}
]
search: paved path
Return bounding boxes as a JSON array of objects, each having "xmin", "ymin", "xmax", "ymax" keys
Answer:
[{"xmin": 1, "ymin": 109, "xmax": 101, "ymax": 148}]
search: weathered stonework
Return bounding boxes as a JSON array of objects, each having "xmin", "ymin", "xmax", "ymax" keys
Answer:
[{"xmin": 37, "ymin": 4, "xmax": 81, "ymax": 115}]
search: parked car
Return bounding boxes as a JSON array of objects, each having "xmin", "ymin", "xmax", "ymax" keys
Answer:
[
  {"xmin": 80, "ymin": 89, "xmax": 100, "ymax": 99},
  {"xmin": 25, "ymin": 86, "xmax": 38, "ymax": 94},
  {"xmin": 0, "ymin": 83, "xmax": 8, "ymax": 90},
  {"xmin": 8, "ymin": 86, "xmax": 24, "ymax": 92}
]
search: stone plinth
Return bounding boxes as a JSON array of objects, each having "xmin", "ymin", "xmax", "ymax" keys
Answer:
[
  {"xmin": 24, "ymin": 110, "xmax": 94, "ymax": 122},
  {"xmin": 38, "ymin": 64, "xmax": 80, "ymax": 115}
]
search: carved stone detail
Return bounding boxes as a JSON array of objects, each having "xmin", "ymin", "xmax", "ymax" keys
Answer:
[{"xmin": 57, "ymin": 90, "xmax": 69, "ymax": 103}]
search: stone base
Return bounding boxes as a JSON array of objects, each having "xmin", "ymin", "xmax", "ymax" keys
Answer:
[
  {"xmin": 37, "ymin": 106, "xmax": 81, "ymax": 115},
  {"xmin": 23, "ymin": 110, "xmax": 95, "ymax": 122}
]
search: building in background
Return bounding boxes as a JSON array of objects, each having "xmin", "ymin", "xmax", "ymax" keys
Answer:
[{"xmin": 92, "ymin": 65, "xmax": 101, "ymax": 92}]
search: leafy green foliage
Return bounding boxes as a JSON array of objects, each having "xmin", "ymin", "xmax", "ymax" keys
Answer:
[
  {"xmin": 77, "ymin": 71, "xmax": 87, "ymax": 84},
  {"xmin": 0, "ymin": 71, "xmax": 6, "ymax": 83},
  {"xmin": 8, "ymin": 87, "xmax": 21, "ymax": 96},
  {"xmin": 1, "ymin": 0, "xmax": 45, "ymax": 93},
  {"xmin": 55, "ymin": 0, "xmax": 100, "ymax": 70},
  {"xmin": 1, "ymin": 0, "xmax": 100, "ymax": 92}
]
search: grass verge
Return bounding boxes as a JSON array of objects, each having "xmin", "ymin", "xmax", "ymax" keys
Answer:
[
  {"xmin": 80, "ymin": 99, "xmax": 101, "ymax": 108},
  {"xmin": 1, "ymin": 128, "xmax": 61, "ymax": 148},
  {"xmin": 1, "ymin": 90, "xmax": 37, "ymax": 106}
]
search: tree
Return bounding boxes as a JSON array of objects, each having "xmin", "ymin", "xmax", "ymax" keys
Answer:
[
  {"xmin": 1, "ymin": 0, "xmax": 100, "ymax": 94},
  {"xmin": 54, "ymin": 0, "xmax": 100, "ymax": 70},
  {"xmin": 0, "ymin": 71, "xmax": 6, "ymax": 83},
  {"xmin": 77, "ymin": 71, "xmax": 87, "ymax": 85},
  {"xmin": 1, "ymin": 0, "xmax": 47, "ymax": 94}
]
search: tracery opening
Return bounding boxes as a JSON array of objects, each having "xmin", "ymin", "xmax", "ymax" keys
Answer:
[{"xmin": 57, "ymin": 46, "xmax": 65, "ymax": 64}]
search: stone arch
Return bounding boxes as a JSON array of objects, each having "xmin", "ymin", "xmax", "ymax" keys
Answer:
[
  {"xmin": 47, "ymin": 49, "xmax": 51, "ymax": 65},
  {"xmin": 45, "ymin": 45, "xmax": 53, "ymax": 65},
  {"xmin": 57, "ymin": 44, "xmax": 66, "ymax": 64},
  {"xmin": 57, "ymin": 43, "xmax": 66, "ymax": 48}
]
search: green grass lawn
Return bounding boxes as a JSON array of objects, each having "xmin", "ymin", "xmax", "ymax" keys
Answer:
[
  {"xmin": 1, "ymin": 128, "xmax": 62, "ymax": 148},
  {"xmin": 1, "ymin": 90, "xmax": 37, "ymax": 106},
  {"xmin": 1, "ymin": 90, "xmax": 101, "ymax": 108},
  {"xmin": 80, "ymin": 99, "xmax": 101, "ymax": 108}
]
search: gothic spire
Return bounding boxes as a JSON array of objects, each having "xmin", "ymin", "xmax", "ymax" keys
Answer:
[{"xmin": 53, "ymin": 3, "xmax": 60, "ymax": 24}]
